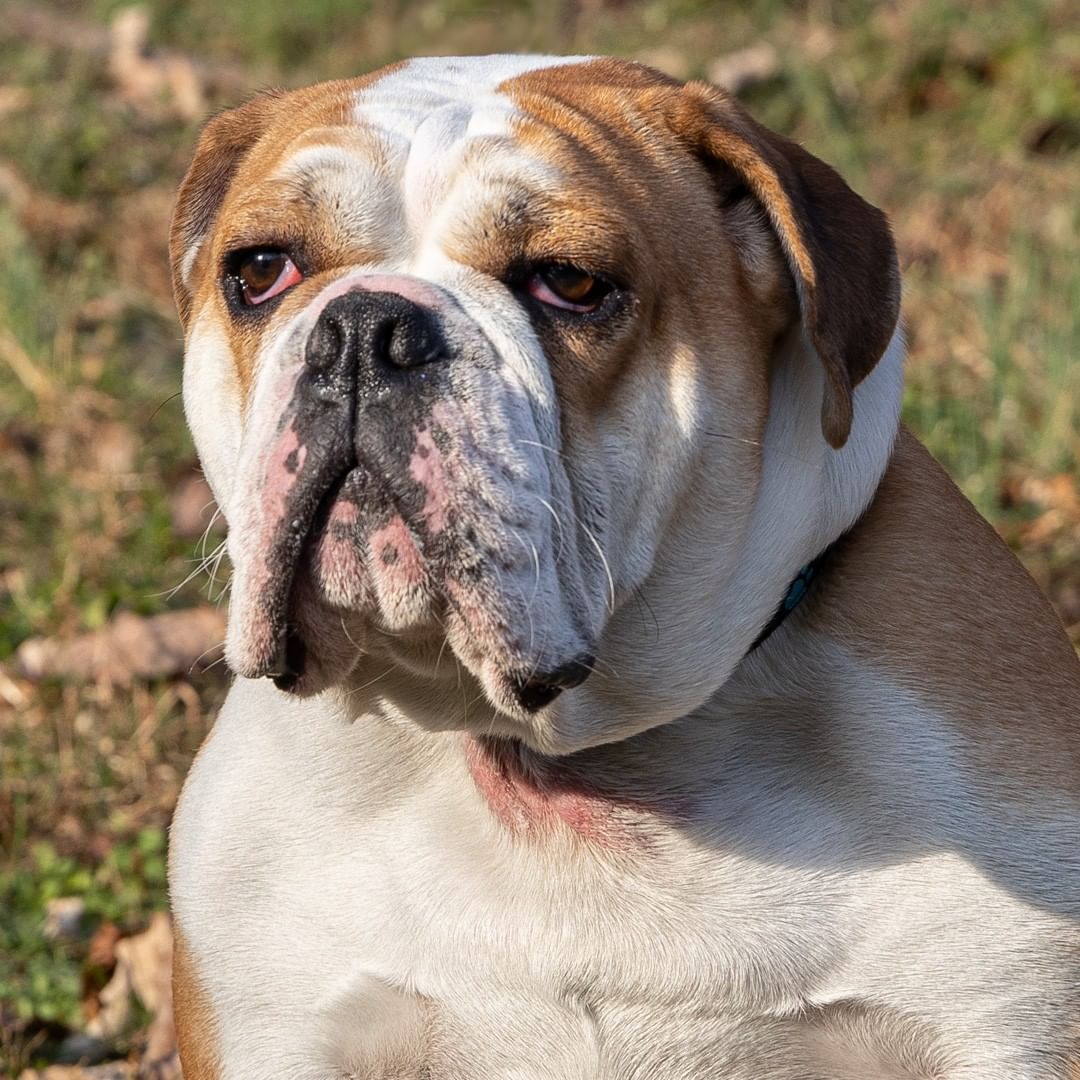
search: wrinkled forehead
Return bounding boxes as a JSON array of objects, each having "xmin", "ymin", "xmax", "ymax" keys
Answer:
[
  {"xmin": 218, "ymin": 57, "xmax": 576, "ymax": 239},
  {"xmin": 346, "ymin": 55, "xmax": 581, "ymax": 241},
  {"xmin": 216, "ymin": 56, "xmax": 678, "ymax": 268},
  {"xmin": 354, "ymin": 54, "xmax": 585, "ymax": 142}
]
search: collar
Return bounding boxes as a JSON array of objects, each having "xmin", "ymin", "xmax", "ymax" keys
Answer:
[{"xmin": 747, "ymin": 540, "xmax": 837, "ymax": 654}]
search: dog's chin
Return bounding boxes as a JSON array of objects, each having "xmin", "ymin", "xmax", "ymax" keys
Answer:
[{"xmin": 244, "ymin": 502, "xmax": 598, "ymax": 727}]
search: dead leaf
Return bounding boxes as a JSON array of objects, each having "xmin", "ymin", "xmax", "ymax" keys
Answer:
[
  {"xmin": 0, "ymin": 86, "xmax": 32, "ymax": 120},
  {"xmin": 43, "ymin": 897, "xmax": 87, "ymax": 943},
  {"xmin": 707, "ymin": 43, "xmax": 780, "ymax": 94},
  {"xmin": 19, "ymin": 1065, "xmax": 136, "ymax": 1079},
  {"xmin": 169, "ymin": 469, "xmax": 223, "ymax": 542},
  {"xmin": 108, "ymin": 7, "xmax": 206, "ymax": 121},
  {"xmin": 80, "ymin": 915, "xmax": 178, "ymax": 1080},
  {"xmin": 14, "ymin": 607, "xmax": 228, "ymax": 685},
  {"xmin": 87, "ymin": 923, "xmax": 124, "ymax": 972}
]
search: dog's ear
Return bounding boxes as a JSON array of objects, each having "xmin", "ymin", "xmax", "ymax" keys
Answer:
[
  {"xmin": 666, "ymin": 82, "xmax": 901, "ymax": 448},
  {"xmin": 170, "ymin": 91, "xmax": 285, "ymax": 327}
]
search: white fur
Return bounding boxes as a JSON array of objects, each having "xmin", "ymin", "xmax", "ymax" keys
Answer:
[
  {"xmin": 173, "ymin": 632, "xmax": 1077, "ymax": 1078},
  {"xmin": 182, "ymin": 316, "xmax": 243, "ymax": 507}
]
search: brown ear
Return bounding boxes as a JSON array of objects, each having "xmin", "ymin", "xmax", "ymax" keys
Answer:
[
  {"xmin": 667, "ymin": 82, "xmax": 901, "ymax": 448},
  {"xmin": 170, "ymin": 91, "xmax": 285, "ymax": 327}
]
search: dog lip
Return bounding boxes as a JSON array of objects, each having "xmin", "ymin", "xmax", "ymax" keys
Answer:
[
  {"xmin": 269, "ymin": 628, "xmax": 308, "ymax": 692},
  {"xmin": 235, "ymin": 453, "xmax": 358, "ymax": 683},
  {"xmin": 510, "ymin": 654, "xmax": 595, "ymax": 713}
]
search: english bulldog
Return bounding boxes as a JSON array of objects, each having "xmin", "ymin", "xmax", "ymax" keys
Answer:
[{"xmin": 167, "ymin": 55, "xmax": 1080, "ymax": 1079}]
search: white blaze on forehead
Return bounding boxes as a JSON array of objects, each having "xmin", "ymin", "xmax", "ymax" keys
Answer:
[
  {"xmin": 354, "ymin": 55, "xmax": 589, "ymax": 242},
  {"xmin": 353, "ymin": 55, "xmax": 590, "ymax": 141}
]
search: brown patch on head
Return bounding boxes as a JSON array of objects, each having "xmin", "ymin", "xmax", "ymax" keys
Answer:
[
  {"xmin": 496, "ymin": 59, "xmax": 789, "ymax": 431},
  {"xmin": 172, "ymin": 921, "xmax": 221, "ymax": 1079},
  {"xmin": 503, "ymin": 59, "xmax": 898, "ymax": 447},
  {"xmin": 169, "ymin": 64, "xmax": 403, "ymax": 390},
  {"xmin": 170, "ymin": 89, "xmax": 285, "ymax": 328}
]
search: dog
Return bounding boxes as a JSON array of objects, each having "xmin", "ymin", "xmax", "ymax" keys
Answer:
[{"xmin": 167, "ymin": 55, "xmax": 1080, "ymax": 1078}]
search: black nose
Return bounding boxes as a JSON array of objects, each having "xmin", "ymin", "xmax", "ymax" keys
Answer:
[{"xmin": 303, "ymin": 290, "xmax": 449, "ymax": 403}]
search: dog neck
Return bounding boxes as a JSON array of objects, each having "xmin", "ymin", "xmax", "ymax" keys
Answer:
[{"xmin": 331, "ymin": 326, "xmax": 906, "ymax": 759}]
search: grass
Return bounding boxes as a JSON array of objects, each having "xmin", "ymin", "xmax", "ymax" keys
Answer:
[{"xmin": 0, "ymin": 0, "xmax": 1078, "ymax": 1070}]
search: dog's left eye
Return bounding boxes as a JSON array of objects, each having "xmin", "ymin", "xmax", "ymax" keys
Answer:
[
  {"xmin": 233, "ymin": 250, "xmax": 303, "ymax": 306},
  {"xmin": 526, "ymin": 264, "xmax": 613, "ymax": 313}
]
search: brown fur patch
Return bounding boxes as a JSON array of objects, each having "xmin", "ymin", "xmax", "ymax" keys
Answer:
[
  {"xmin": 501, "ymin": 59, "xmax": 792, "ymax": 430},
  {"xmin": 812, "ymin": 427, "xmax": 1080, "ymax": 787},
  {"xmin": 669, "ymin": 82, "xmax": 901, "ymax": 448},
  {"xmin": 500, "ymin": 60, "xmax": 899, "ymax": 448},
  {"xmin": 169, "ymin": 65, "xmax": 403, "ymax": 392},
  {"xmin": 172, "ymin": 921, "xmax": 222, "ymax": 1079}
]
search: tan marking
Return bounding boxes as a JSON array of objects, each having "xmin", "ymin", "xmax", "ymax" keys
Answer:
[
  {"xmin": 497, "ymin": 59, "xmax": 899, "ymax": 449},
  {"xmin": 170, "ymin": 64, "xmax": 404, "ymax": 396},
  {"xmin": 810, "ymin": 427, "xmax": 1080, "ymax": 786},
  {"xmin": 499, "ymin": 58, "xmax": 787, "ymax": 440},
  {"xmin": 172, "ymin": 921, "xmax": 222, "ymax": 1079}
]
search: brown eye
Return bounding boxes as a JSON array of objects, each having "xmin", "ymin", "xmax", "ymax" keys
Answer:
[
  {"xmin": 526, "ymin": 264, "xmax": 613, "ymax": 312},
  {"xmin": 233, "ymin": 250, "xmax": 303, "ymax": 306}
]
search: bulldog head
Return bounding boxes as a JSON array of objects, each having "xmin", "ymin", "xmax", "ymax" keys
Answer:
[{"xmin": 171, "ymin": 56, "xmax": 902, "ymax": 754}]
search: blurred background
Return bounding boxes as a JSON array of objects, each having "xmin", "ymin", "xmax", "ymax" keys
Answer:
[{"xmin": 1, "ymin": 0, "xmax": 1078, "ymax": 1073}]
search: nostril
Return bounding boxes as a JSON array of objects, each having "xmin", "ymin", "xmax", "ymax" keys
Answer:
[
  {"xmin": 305, "ymin": 313, "xmax": 344, "ymax": 372},
  {"xmin": 303, "ymin": 291, "xmax": 450, "ymax": 392},
  {"xmin": 384, "ymin": 311, "xmax": 448, "ymax": 371}
]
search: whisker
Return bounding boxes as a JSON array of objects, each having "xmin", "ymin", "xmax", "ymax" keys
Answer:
[
  {"xmin": 344, "ymin": 665, "xmax": 396, "ymax": 699},
  {"xmin": 338, "ymin": 616, "xmax": 365, "ymax": 656},
  {"xmin": 205, "ymin": 544, "xmax": 230, "ymax": 603},
  {"xmin": 187, "ymin": 639, "xmax": 227, "ymax": 675},
  {"xmin": 579, "ymin": 520, "xmax": 616, "ymax": 614},
  {"xmin": 515, "ymin": 438, "xmax": 567, "ymax": 462},
  {"xmin": 196, "ymin": 504, "xmax": 224, "ymax": 561},
  {"xmin": 532, "ymin": 494, "xmax": 567, "ymax": 563},
  {"xmin": 154, "ymin": 539, "xmax": 229, "ymax": 601},
  {"xmin": 434, "ymin": 626, "xmax": 453, "ymax": 679},
  {"xmin": 456, "ymin": 655, "xmax": 470, "ymax": 729},
  {"xmin": 701, "ymin": 429, "xmax": 822, "ymax": 469}
]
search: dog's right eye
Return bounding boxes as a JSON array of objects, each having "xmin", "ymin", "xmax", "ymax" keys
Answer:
[{"xmin": 231, "ymin": 250, "xmax": 303, "ymax": 306}]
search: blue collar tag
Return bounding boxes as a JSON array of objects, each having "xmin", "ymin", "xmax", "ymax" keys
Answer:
[{"xmin": 748, "ymin": 559, "xmax": 822, "ymax": 654}]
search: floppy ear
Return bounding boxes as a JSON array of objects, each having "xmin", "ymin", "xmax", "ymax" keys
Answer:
[
  {"xmin": 666, "ymin": 82, "xmax": 901, "ymax": 448},
  {"xmin": 170, "ymin": 91, "xmax": 285, "ymax": 327}
]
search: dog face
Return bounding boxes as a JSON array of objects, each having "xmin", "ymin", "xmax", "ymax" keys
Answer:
[{"xmin": 171, "ymin": 56, "xmax": 901, "ymax": 753}]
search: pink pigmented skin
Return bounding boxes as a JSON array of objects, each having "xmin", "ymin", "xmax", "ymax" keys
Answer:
[
  {"xmin": 369, "ymin": 515, "xmax": 426, "ymax": 589},
  {"xmin": 314, "ymin": 501, "xmax": 371, "ymax": 607},
  {"xmin": 321, "ymin": 501, "xmax": 361, "ymax": 589},
  {"xmin": 465, "ymin": 736, "xmax": 636, "ymax": 849},
  {"xmin": 317, "ymin": 532, "xmax": 366, "ymax": 602},
  {"xmin": 240, "ymin": 426, "xmax": 308, "ymax": 641},
  {"xmin": 409, "ymin": 428, "xmax": 450, "ymax": 535},
  {"xmin": 255, "ymin": 425, "xmax": 308, "ymax": 561},
  {"xmin": 329, "ymin": 499, "xmax": 359, "ymax": 526}
]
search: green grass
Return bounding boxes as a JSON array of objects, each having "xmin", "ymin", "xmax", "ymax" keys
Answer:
[
  {"xmin": 0, "ymin": 832, "xmax": 167, "ymax": 1027},
  {"xmin": 906, "ymin": 228, "xmax": 1080, "ymax": 518}
]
